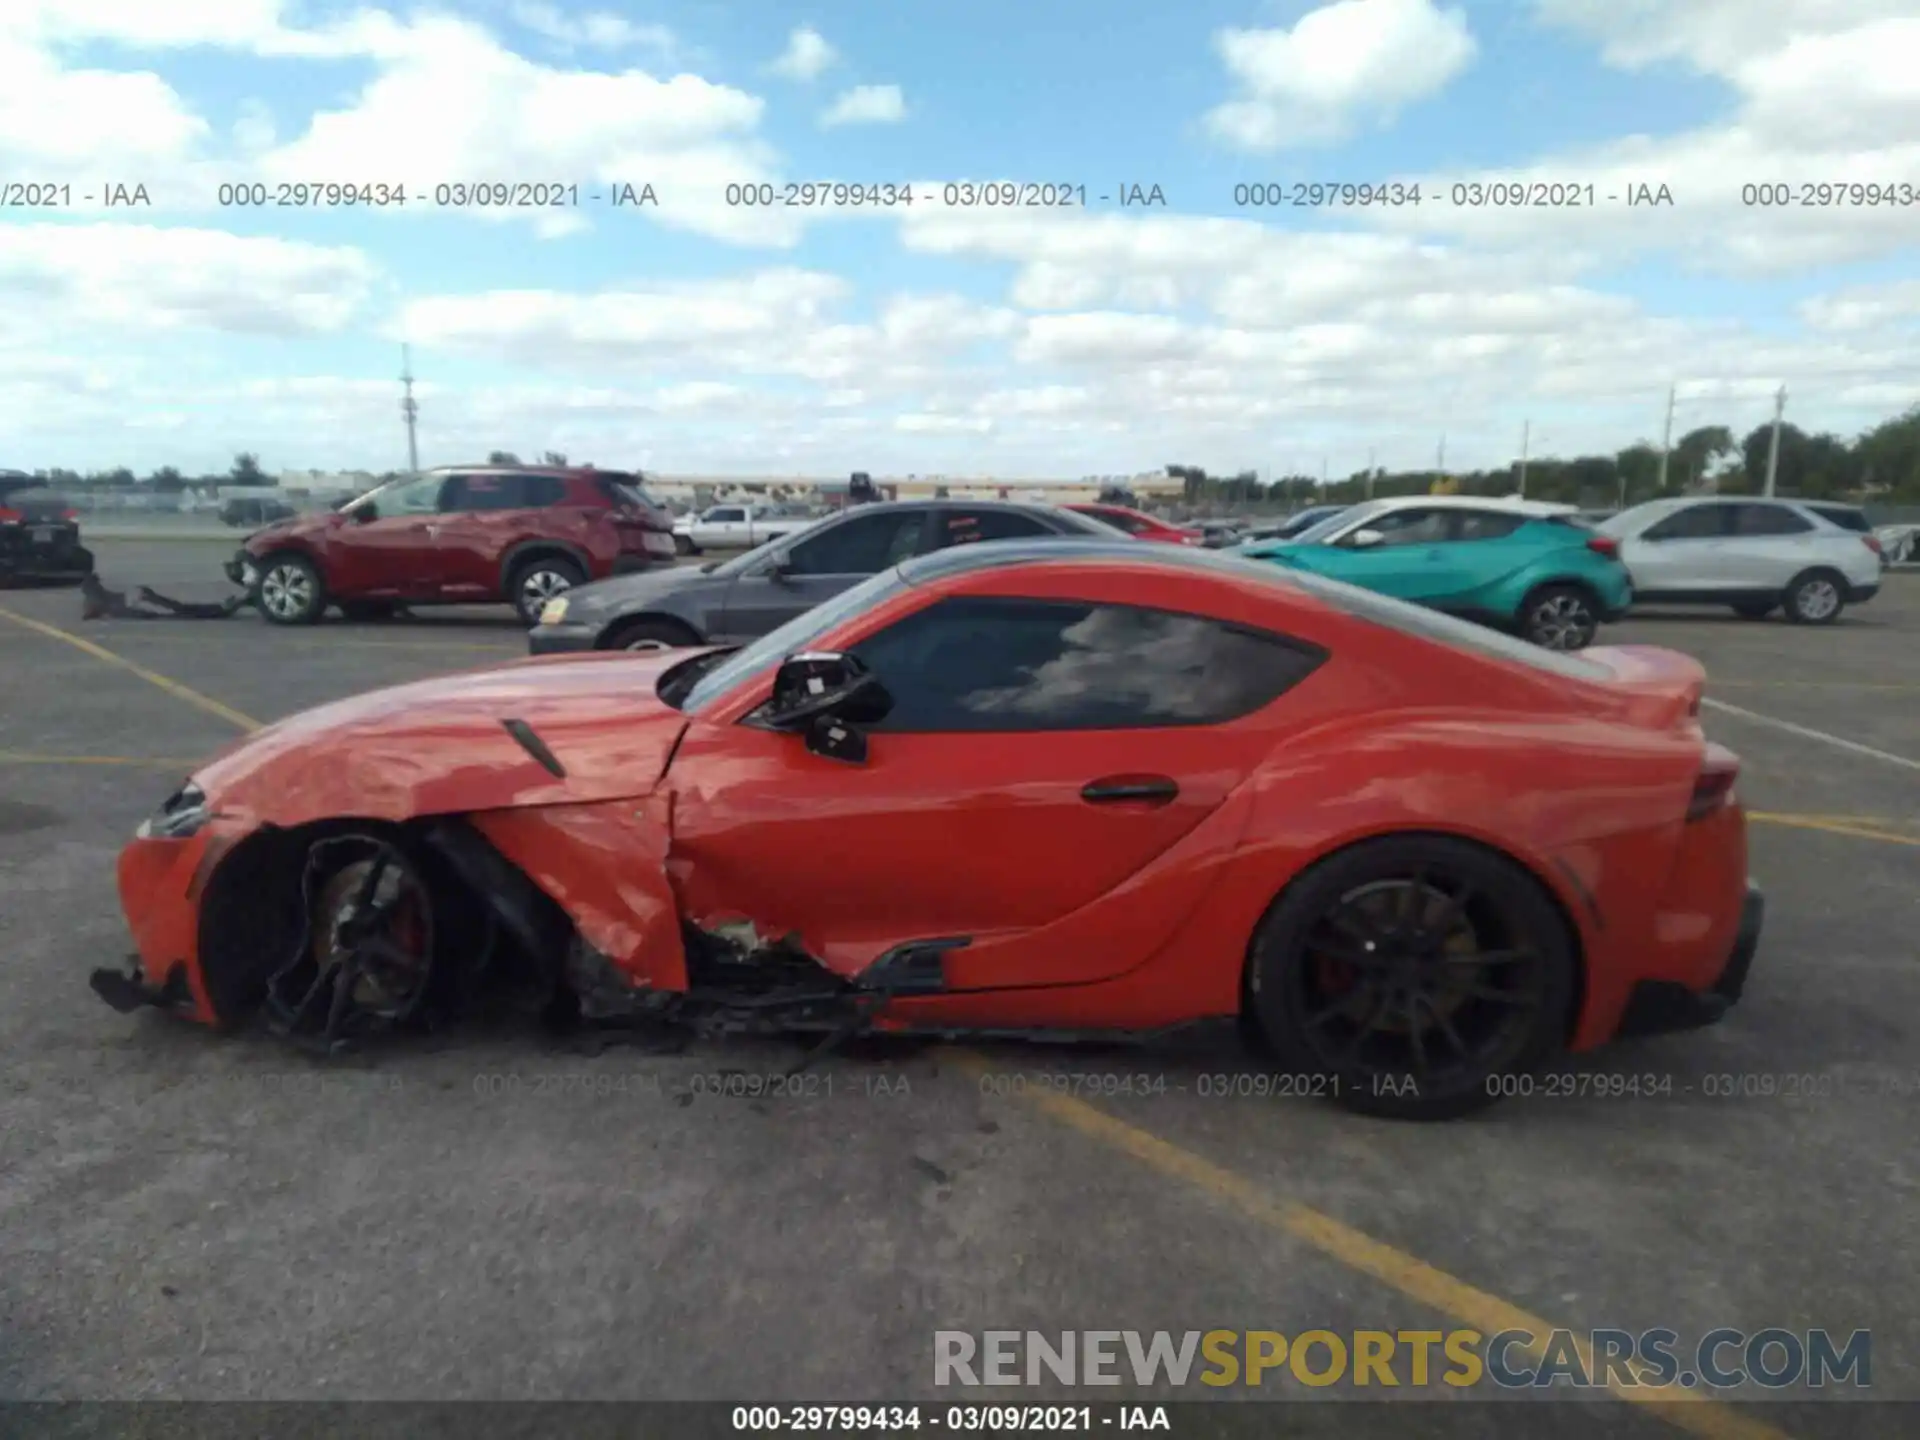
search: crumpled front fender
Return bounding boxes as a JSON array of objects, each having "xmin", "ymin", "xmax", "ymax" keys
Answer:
[{"xmin": 468, "ymin": 797, "xmax": 688, "ymax": 993}]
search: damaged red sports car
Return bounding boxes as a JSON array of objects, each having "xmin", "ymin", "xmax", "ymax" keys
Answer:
[{"xmin": 95, "ymin": 538, "xmax": 1762, "ymax": 1120}]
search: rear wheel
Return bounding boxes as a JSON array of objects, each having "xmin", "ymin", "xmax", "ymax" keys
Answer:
[
  {"xmin": 1731, "ymin": 601, "xmax": 1775, "ymax": 620},
  {"xmin": 508, "ymin": 555, "xmax": 586, "ymax": 626},
  {"xmin": 602, "ymin": 615, "xmax": 700, "ymax": 651},
  {"xmin": 1519, "ymin": 583, "xmax": 1599, "ymax": 651},
  {"xmin": 1245, "ymin": 836, "xmax": 1577, "ymax": 1121},
  {"xmin": 1783, "ymin": 570, "xmax": 1846, "ymax": 625},
  {"xmin": 673, "ymin": 534, "xmax": 697, "ymax": 556},
  {"xmin": 255, "ymin": 554, "xmax": 326, "ymax": 625}
]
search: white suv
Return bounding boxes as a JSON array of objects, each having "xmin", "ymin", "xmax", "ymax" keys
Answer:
[{"xmin": 1600, "ymin": 497, "xmax": 1883, "ymax": 625}]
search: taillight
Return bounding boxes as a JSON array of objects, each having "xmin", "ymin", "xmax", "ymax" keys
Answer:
[
  {"xmin": 62, "ymin": 509, "xmax": 77, "ymax": 521},
  {"xmin": 1586, "ymin": 535, "xmax": 1620, "ymax": 557},
  {"xmin": 1687, "ymin": 744, "xmax": 1741, "ymax": 821},
  {"xmin": 1864, "ymin": 535, "xmax": 1883, "ymax": 558},
  {"xmin": 0, "ymin": 508, "xmax": 19, "ymax": 525}
]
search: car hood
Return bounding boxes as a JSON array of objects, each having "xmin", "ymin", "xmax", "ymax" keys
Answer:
[
  {"xmin": 1236, "ymin": 540, "xmax": 1310, "ymax": 562},
  {"xmin": 193, "ymin": 650, "xmax": 700, "ymax": 828},
  {"xmin": 241, "ymin": 511, "xmax": 326, "ymax": 545},
  {"xmin": 561, "ymin": 563, "xmax": 726, "ymax": 614}
]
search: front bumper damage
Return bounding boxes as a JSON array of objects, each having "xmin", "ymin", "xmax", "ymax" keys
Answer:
[{"xmin": 1615, "ymin": 880, "xmax": 1764, "ymax": 1037}]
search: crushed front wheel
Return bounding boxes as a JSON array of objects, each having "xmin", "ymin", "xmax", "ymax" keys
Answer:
[{"xmin": 265, "ymin": 834, "xmax": 448, "ymax": 1050}]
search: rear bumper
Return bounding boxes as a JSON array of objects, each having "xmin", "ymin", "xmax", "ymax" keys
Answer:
[
  {"xmin": 1615, "ymin": 881, "xmax": 1763, "ymax": 1037},
  {"xmin": 0, "ymin": 542, "xmax": 93, "ymax": 581},
  {"xmin": 528, "ymin": 622, "xmax": 601, "ymax": 655},
  {"xmin": 222, "ymin": 551, "xmax": 257, "ymax": 587},
  {"xmin": 1847, "ymin": 582, "xmax": 1879, "ymax": 604}
]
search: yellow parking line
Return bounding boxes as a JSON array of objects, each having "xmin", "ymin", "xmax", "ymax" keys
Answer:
[
  {"xmin": 956, "ymin": 1052, "xmax": 1789, "ymax": 1440},
  {"xmin": 0, "ymin": 751, "xmax": 201, "ymax": 768},
  {"xmin": 1749, "ymin": 812, "xmax": 1920, "ymax": 847},
  {"xmin": 0, "ymin": 606, "xmax": 263, "ymax": 733}
]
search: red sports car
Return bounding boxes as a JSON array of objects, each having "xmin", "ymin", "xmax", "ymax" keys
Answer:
[
  {"xmin": 95, "ymin": 540, "xmax": 1762, "ymax": 1120},
  {"xmin": 1067, "ymin": 503, "xmax": 1205, "ymax": 545}
]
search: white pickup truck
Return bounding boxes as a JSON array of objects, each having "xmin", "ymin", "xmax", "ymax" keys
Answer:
[{"xmin": 672, "ymin": 503, "xmax": 814, "ymax": 555}]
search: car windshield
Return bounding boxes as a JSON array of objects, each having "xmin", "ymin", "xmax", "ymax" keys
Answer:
[
  {"xmin": 607, "ymin": 477, "xmax": 663, "ymax": 510},
  {"xmin": 1289, "ymin": 503, "xmax": 1377, "ymax": 545},
  {"xmin": 673, "ymin": 567, "xmax": 912, "ymax": 713}
]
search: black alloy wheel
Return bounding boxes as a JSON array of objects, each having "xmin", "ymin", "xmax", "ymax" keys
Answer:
[{"xmin": 1247, "ymin": 837, "xmax": 1576, "ymax": 1120}]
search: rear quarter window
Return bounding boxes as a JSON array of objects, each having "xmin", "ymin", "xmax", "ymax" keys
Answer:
[{"xmin": 1809, "ymin": 506, "xmax": 1870, "ymax": 533}]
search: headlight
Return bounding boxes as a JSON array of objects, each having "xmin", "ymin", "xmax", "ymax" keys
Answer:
[
  {"xmin": 137, "ymin": 782, "xmax": 210, "ymax": 839},
  {"xmin": 539, "ymin": 596, "xmax": 569, "ymax": 625}
]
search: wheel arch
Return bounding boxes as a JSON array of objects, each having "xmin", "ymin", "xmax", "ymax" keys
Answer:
[
  {"xmin": 499, "ymin": 538, "xmax": 592, "ymax": 592},
  {"xmin": 598, "ymin": 610, "xmax": 705, "ymax": 650},
  {"xmin": 1237, "ymin": 825, "xmax": 1591, "ymax": 1045}
]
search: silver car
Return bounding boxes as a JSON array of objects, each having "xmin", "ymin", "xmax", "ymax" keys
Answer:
[{"xmin": 1600, "ymin": 497, "xmax": 1883, "ymax": 624}]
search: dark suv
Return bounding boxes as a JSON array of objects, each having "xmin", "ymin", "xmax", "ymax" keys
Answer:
[
  {"xmin": 0, "ymin": 472, "xmax": 93, "ymax": 585},
  {"xmin": 225, "ymin": 466, "xmax": 677, "ymax": 625}
]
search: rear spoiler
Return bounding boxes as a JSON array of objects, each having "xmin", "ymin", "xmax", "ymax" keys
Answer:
[{"xmin": 1580, "ymin": 645, "xmax": 1705, "ymax": 730}]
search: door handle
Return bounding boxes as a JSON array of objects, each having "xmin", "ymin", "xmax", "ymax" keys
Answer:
[{"xmin": 1081, "ymin": 775, "xmax": 1179, "ymax": 806}]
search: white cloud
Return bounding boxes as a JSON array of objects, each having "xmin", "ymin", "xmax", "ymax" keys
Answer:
[
  {"xmin": 0, "ymin": 224, "xmax": 377, "ymax": 336},
  {"xmin": 0, "ymin": 5, "xmax": 794, "ymax": 245},
  {"xmin": 821, "ymin": 84, "xmax": 906, "ymax": 127},
  {"xmin": 1799, "ymin": 282, "xmax": 1920, "ymax": 334},
  {"xmin": 1204, "ymin": 0, "xmax": 1477, "ymax": 151},
  {"xmin": 509, "ymin": 3, "xmax": 677, "ymax": 54},
  {"xmin": 1372, "ymin": 5, "xmax": 1920, "ymax": 273},
  {"xmin": 768, "ymin": 25, "xmax": 836, "ymax": 81},
  {"xmin": 256, "ymin": 15, "xmax": 793, "ymax": 246}
]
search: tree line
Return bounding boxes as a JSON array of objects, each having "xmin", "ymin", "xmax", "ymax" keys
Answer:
[
  {"xmin": 18, "ymin": 402, "xmax": 1920, "ymax": 507},
  {"xmin": 1165, "ymin": 405, "xmax": 1920, "ymax": 509}
]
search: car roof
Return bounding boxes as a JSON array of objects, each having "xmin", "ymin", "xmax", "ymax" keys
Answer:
[
  {"xmin": 899, "ymin": 535, "xmax": 1260, "ymax": 586},
  {"xmin": 1356, "ymin": 494, "xmax": 1576, "ymax": 517}
]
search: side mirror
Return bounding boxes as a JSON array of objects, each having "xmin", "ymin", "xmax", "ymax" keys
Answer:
[
  {"xmin": 351, "ymin": 504, "xmax": 377, "ymax": 523},
  {"xmin": 1345, "ymin": 528, "xmax": 1385, "ymax": 549},
  {"xmin": 763, "ymin": 651, "xmax": 893, "ymax": 762}
]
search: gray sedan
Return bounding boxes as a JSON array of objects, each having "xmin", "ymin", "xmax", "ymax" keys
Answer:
[{"xmin": 527, "ymin": 499, "xmax": 1110, "ymax": 652}]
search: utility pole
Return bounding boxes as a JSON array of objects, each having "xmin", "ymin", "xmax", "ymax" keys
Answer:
[
  {"xmin": 1365, "ymin": 447, "xmax": 1375, "ymax": 500},
  {"xmin": 1653, "ymin": 382, "xmax": 1676, "ymax": 501},
  {"xmin": 1762, "ymin": 383, "xmax": 1786, "ymax": 496},
  {"xmin": 400, "ymin": 343, "xmax": 420, "ymax": 474},
  {"xmin": 1436, "ymin": 434, "xmax": 1446, "ymax": 472},
  {"xmin": 1320, "ymin": 457, "xmax": 1328, "ymax": 493},
  {"xmin": 1517, "ymin": 420, "xmax": 1530, "ymax": 497}
]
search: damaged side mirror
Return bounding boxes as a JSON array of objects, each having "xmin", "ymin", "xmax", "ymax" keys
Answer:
[{"xmin": 763, "ymin": 651, "xmax": 893, "ymax": 762}]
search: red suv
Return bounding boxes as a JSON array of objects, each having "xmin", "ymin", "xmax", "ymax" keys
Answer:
[{"xmin": 225, "ymin": 466, "xmax": 677, "ymax": 626}]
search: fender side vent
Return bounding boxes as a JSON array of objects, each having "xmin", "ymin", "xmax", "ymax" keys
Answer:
[{"xmin": 502, "ymin": 718, "xmax": 566, "ymax": 777}]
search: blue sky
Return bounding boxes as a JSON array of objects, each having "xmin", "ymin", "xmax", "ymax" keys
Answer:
[{"xmin": 2, "ymin": 0, "xmax": 1915, "ymax": 477}]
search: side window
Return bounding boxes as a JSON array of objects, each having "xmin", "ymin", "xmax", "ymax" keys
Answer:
[
  {"xmin": 1451, "ymin": 511, "xmax": 1526, "ymax": 541},
  {"xmin": 784, "ymin": 511, "xmax": 928, "ymax": 576},
  {"xmin": 441, "ymin": 473, "xmax": 547, "ymax": 511},
  {"xmin": 375, "ymin": 474, "xmax": 446, "ymax": 516},
  {"xmin": 849, "ymin": 596, "xmax": 1326, "ymax": 732},
  {"xmin": 707, "ymin": 507, "xmax": 746, "ymax": 523},
  {"xmin": 1642, "ymin": 505, "xmax": 1729, "ymax": 542},
  {"xmin": 1355, "ymin": 508, "xmax": 1447, "ymax": 547},
  {"xmin": 936, "ymin": 509, "xmax": 1054, "ymax": 548},
  {"xmin": 1733, "ymin": 504, "xmax": 1813, "ymax": 536}
]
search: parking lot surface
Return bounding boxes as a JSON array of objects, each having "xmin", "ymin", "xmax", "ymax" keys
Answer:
[{"xmin": 3, "ymin": 539, "xmax": 1916, "ymax": 1434}]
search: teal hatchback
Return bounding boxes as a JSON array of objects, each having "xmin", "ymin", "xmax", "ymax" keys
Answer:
[{"xmin": 1236, "ymin": 497, "xmax": 1633, "ymax": 650}]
